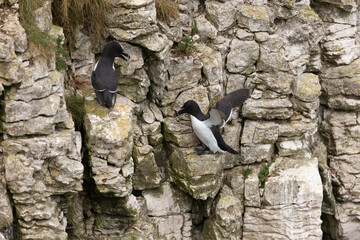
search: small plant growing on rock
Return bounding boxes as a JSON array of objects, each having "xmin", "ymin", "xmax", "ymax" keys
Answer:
[
  {"xmin": 155, "ymin": 0, "xmax": 179, "ymax": 24},
  {"xmin": 242, "ymin": 167, "xmax": 253, "ymax": 179},
  {"xmin": 258, "ymin": 162, "xmax": 270, "ymax": 188},
  {"xmin": 177, "ymin": 36, "xmax": 196, "ymax": 55},
  {"xmin": 55, "ymin": 36, "xmax": 69, "ymax": 71}
]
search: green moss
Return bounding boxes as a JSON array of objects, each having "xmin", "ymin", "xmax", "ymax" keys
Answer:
[
  {"xmin": 84, "ymin": 99, "xmax": 111, "ymax": 119},
  {"xmin": 242, "ymin": 167, "xmax": 253, "ymax": 179},
  {"xmin": 65, "ymin": 95, "xmax": 85, "ymax": 130},
  {"xmin": 258, "ymin": 162, "xmax": 270, "ymax": 188}
]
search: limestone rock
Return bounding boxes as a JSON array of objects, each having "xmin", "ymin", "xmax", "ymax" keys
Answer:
[
  {"xmin": 321, "ymin": 58, "xmax": 360, "ymax": 109},
  {"xmin": 33, "ymin": 0, "xmax": 52, "ymax": 32},
  {"xmin": 3, "ymin": 130, "xmax": 82, "ymax": 239},
  {"xmin": 0, "ymin": 61, "xmax": 25, "ymax": 95},
  {"xmin": 222, "ymin": 121, "xmax": 242, "ymax": 167},
  {"xmin": 226, "ymin": 40, "xmax": 259, "ymax": 74},
  {"xmin": 194, "ymin": 15, "xmax": 218, "ymax": 40},
  {"xmin": 174, "ymin": 85, "xmax": 209, "ymax": 114},
  {"xmin": 149, "ymin": 214, "xmax": 189, "ymax": 240},
  {"xmin": 168, "ymin": 146, "xmax": 224, "ymax": 200},
  {"xmin": 237, "ymin": 5, "xmax": 271, "ymax": 32},
  {"xmin": 202, "ymin": 186, "xmax": 243, "ymax": 240},
  {"xmin": 226, "ymin": 74, "xmax": 246, "ymax": 94},
  {"xmin": 329, "ymin": 154, "xmax": 360, "ymax": 202},
  {"xmin": 196, "ymin": 44, "xmax": 222, "ymax": 86},
  {"xmin": 292, "ymin": 73, "xmax": 321, "ymax": 102},
  {"xmin": 3, "ymin": 94, "xmax": 61, "ymax": 122},
  {"xmin": 1, "ymin": 8, "xmax": 27, "ymax": 53},
  {"xmin": 143, "ymin": 182, "xmax": 192, "ymax": 217},
  {"xmin": 278, "ymin": 117, "xmax": 317, "ymax": 137},
  {"xmin": 254, "ymin": 32, "xmax": 269, "ymax": 42},
  {"xmin": 205, "ymin": 1, "xmax": 237, "ymax": 31},
  {"xmin": 242, "ymin": 120, "xmax": 279, "ymax": 144},
  {"xmin": 257, "ymin": 35, "xmax": 290, "ymax": 72},
  {"xmin": 291, "ymin": 96, "xmax": 320, "ymax": 119},
  {"xmin": 2, "ymin": 116, "xmax": 56, "ymax": 136},
  {"xmin": 334, "ymin": 202, "xmax": 360, "ymax": 239},
  {"xmin": 117, "ymin": 68, "xmax": 151, "ymax": 103},
  {"xmin": 276, "ymin": 139, "xmax": 304, "ymax": 156},
  {"xmin": 4, "ymin": 130, "xmax": 83, "ymax": 196},
  {"xmin": 70, "ymin": 27, "xmax": 94, "ymax": 82},
  {"xmin": 242, "ymin": 98, "xmax": 293, "ymax": 120},
  {"xmin": 167, "ymin": 55, "xmax": 202, "ymax": 91},
  {"xmin": 253, "ymin": 72, "xmax": 295, "ymax": 95},
  {"xmin": 84, "ymin": 96, "xmax": 135, "ymax": 197},
  {"xmin": 0, "ymin": 183, "xmax": 13, "ymax": 229},
  {"xmin": 0, "ymin": 32, "xmax": 15, "ymax": 62},
  {"xmin": 244, "ymin": 167, "xmax": 261, "ymax": 207},
  {"xmin": 236, "ymin": 29, "xmax": 254, "ymax": 41},
  {"xmin": 317, "ymin": 0, "xmax": 357, "ymax": 12},
  {"xmin": 321, "ymin": 108, "xmax": 360, "ymax": 155},
  {"xmin": 121, "ymin": 220, "xmax": 156, "ymax": 240},
  {"xmin": 243, "ymin": 158, "xmax": 323, "ymax": 239},
  {"xmin": 107, "ymin": 1, "xmax": 157, "ymax": 41},
  {"xmin": 241, "ymin": 144, "xmax": 274, "ymax": 164},
  {"xmin": 132, "ymin": 145, "xmax": 161, "ymax": 190},
  {"xmin": 133, "ymin": 32, "xmax": 172, "ymax": 55},
  {"xmin": 224, "ymin": 166, "xmax": 245, "ymax": 201},
  {"xmin": 114, "ymin": 42, "xmax": 144, "ymax": 76},
  {"xmin": 163, "ymin": 117, "xmax": 200, "ymax": 148}
]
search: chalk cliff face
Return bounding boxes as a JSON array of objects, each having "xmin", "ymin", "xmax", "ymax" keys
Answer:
[{"xmin": 0, "ymin": 0, "xmax": 360, "ymax": 239}]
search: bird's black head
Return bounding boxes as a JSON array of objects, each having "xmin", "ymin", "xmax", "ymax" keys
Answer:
[
  {"xmin": 103, "ymin": 41, "xmax": 130, "ymax": 61},
  {"xmin": 176, "ymin": 100, "xmax": 201, "ymax": 116}
]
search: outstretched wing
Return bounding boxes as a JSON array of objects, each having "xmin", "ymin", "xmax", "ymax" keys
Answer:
[
  {"xmin": 210, "ymin": 126, "xmax": 238, "ymax": 154},
  {"xmin": 204, "ymin": 109, "xmax": 224, "ymax": 128},
  {"xmin": 215, "ymin": 89, "xmax": 250, "ymax": 123}
]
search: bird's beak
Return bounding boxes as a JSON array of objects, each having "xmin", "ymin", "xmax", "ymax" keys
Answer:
[
  {"xmin": 120, "ymin": 52, "xmax": 130, "ymax": 61},
  {"xmin": 176, "ymin": 108, "xmax": 185, "ymax": 116}
]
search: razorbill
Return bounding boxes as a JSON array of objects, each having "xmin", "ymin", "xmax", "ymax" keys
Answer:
[
  {"xmin": 176, "ymin": 89, "xmax": 250, "ymax": 155},
  {"xmin": 92, "ymin": 41, "xmax": 130, "ymax": 108}
]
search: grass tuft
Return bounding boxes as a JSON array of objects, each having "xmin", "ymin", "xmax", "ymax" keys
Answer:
[
  {"xmin": 65, "ymin": 95, "xmax": 85, "ymax": 131},
  {"xmin": 258, "ymin": 162, "xmax": 270, "ymax": 188},
  {"xmin": 155, "ymin": 0, "xmax": 179, "ymax": 24},
  {"xmin": 242, "ymin": 167, "xmax": 253, "ymax": 179},
  {"xmin": 176, "ymin": 36, "xmax": 195, "ymax": 55},
  {"xmin": 55, "ymin": 36, "xmax": 69, "ymax": 71},
  {"xmin": 52, "ymin": 0, "xmax": 109, "ymax": 50},
  {"xmin": 19, "ymin": 0, "xmax": 56, "ymax": 57}
]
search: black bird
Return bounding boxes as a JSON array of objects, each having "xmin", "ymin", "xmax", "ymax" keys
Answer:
[
  {"xmin": 176, "ymin": 89, "xmax": 250, "ymax": 155},
  {"xmin": 92, "ymin": 41, "xmax": 130, "ymax": 108}
]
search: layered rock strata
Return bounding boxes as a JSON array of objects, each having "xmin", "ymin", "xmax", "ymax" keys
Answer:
[{"xmin": 1, "ymin": 0, "xmax": 360, "ymax": 239}]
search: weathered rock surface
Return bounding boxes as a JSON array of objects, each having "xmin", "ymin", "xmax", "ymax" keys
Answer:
[
  {"xmin": 84, "ymin": 96, "xmax": 134, "ymax": 197},
  {"xmin": 243, "ymin": 158, "xmax": 323, "ymax": 240},
  {"xmin": 168, "ymin": 146, "xmax": 224, "ymax": 200},
  {"xmin": 202, "ymin": 186, "xmax": 243, "ymax": 240},
  {"xmin": 3, "ymin": 0, "xmax": 360, "ymax": 239},
  {"xmin": 242, "ymin": 98, "xmax": 293, "ymax": 120}
]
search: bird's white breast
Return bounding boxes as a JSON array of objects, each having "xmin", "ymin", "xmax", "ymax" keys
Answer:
[{"xmin": 190, "ymin": 115, "xmax": 224, "ymax": 153}]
